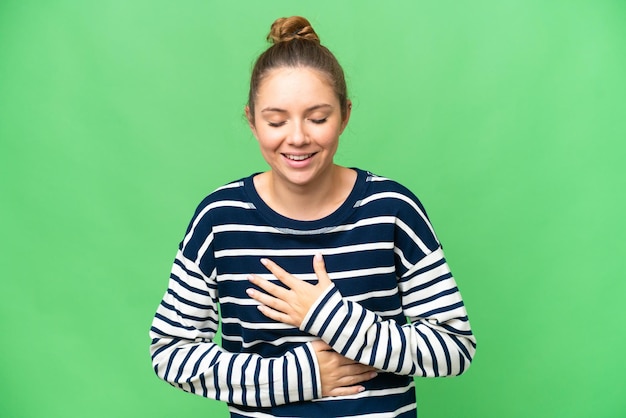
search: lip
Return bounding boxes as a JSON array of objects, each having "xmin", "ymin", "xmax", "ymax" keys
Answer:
[{"xmin": 281, "ymin": 152, "xmax": 317, "ymax": 167}]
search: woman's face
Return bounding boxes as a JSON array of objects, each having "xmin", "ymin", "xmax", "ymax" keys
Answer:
[{"xmin": 247, "ymin": 66, "xmax": 351, "ymax": 190}]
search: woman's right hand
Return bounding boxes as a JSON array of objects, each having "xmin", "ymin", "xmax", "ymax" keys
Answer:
[{"xmin": 311, "ymin": 340, "xmax": 378, "ymax": 397}]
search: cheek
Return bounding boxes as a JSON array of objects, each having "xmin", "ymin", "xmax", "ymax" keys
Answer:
[
  {"xmin": 318, "ymin": 125, "xmax": 342, "ymax": 147},
  {"xmin": 255, "ymin": 128, "xmax": 282, "ymax": 151}
]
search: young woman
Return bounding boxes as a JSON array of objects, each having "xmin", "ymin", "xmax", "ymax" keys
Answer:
[{"xmin": 150, "ymin": 16, "xmax": 476, "ymax": 417}]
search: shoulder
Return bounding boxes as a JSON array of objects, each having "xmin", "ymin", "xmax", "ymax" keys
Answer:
[
  {"xmin": 178, "ymin": 174, "xmax": 257, "ymax": 249},
  {"xmin": 192, "ymin": 175, "xmax": 254, "ymax": 215},
  {"xmin": 182, "ymin": 174, "xmax": 258, "ymax": 236},
  {"xmin": 357, "ymin": 169, "xmax": 441, "ymax": 254},
  {"xmin": 356, "ymin": 169, "xmax": 428, "ymax": 214}
]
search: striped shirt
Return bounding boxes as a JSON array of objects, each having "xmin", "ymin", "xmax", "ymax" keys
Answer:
[{"xmin": 150, "ymin": 168, "xmax": 476, "ymax": 417}]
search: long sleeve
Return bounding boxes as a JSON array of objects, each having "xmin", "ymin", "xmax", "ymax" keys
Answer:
[
  {"xmin": 300, "ymin": 246, "xmax": 476, "ymax": 377},
  {"xmin": 150, "ymin": 250, "xmax": 321, "ymax": 406}
]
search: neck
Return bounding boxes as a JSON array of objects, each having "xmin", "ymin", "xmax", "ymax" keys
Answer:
[{"xmin": 256, "ymin": 165, "xmax": 355, "ymax": 221}]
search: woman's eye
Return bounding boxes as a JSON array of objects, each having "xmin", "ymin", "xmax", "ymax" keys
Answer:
[
  {"xmin": 310, "ymin": 118, "xmax": 328, "ymax": 125},
  {"xmin": 267, "ymin": 121, "xmax": 286, "ymax": 127}
]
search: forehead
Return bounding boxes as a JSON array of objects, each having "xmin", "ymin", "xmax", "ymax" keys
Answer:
[{"xmin": 256, "ymin": 66, "xmax": 337, "ymax": 107}]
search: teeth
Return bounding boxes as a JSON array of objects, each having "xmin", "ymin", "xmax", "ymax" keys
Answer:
[{"xmin": 285, "ymin": 154, "xmax": 313, "ymax": 161}]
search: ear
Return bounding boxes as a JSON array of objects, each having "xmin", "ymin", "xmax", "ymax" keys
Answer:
[
  {"xmin": 339, "ymin": 100, "xmax": 352, "ymax": 134},
  {"xmin": 245, "ymin": 105, "xmax": 258, "ymax": 139}
]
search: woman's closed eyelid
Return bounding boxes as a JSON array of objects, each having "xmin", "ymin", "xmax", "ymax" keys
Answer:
[{"xmin": 265, "ymin": 117, "xmax": 327, "ymax": 127}]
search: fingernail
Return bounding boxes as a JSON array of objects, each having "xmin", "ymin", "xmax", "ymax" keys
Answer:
[
  {"xmin": 358, "ymin": 386, "xmax": 365, "ymax": 392},
  {"xmin": 260, "ymin": 258, "xmax": 268, "ymax": 265},
  {"xmin": 246, "ymin": 288, "xmax": 255, "ymax": 297},
  {"xmin": 247, "ymin": 274, "xmax": 254, "ymax": 282},
  {"xmin": 370, "ymin": 372, "xmax": 378, "ymax": 378},
  {"xmin": 314, "ymin": 253, "xmax": 323, "ymax": 261}
]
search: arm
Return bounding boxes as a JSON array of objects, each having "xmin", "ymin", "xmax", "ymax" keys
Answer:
[
  {"xmin": 149, "ymin": 250, "xmax": 322, "ymax": 406},
  {"xmin": 151, "ymin": 253, "xmax": 374, "ymax": 402},
  {"xmin": 248, "ymin": 250, "xmax": 475, "ymax": 377},
  {"xmin": 301, "ymin": 247, "xmax": 475, "ymax": 377}
]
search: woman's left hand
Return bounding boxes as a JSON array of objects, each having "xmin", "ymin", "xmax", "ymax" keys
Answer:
[{"xmin": 246, "ymin": 253, "xmax": 332, "ymax": 328}]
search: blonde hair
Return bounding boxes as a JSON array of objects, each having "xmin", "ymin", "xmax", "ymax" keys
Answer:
[{"xmin": 248, "ymin": 16, "xmax": 349, "ymax": 122}]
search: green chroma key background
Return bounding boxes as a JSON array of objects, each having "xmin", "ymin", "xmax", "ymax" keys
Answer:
[{"xmin": 1, "ymin": 1, "xmax": 625, "ymax": 417}]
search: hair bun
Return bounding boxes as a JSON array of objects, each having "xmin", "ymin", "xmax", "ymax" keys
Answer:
[{"xmin": 267, "ymin": 16, "xmax": 320, "ymax": 44}]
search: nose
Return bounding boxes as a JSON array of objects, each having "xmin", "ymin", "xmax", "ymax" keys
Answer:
[{"xmin": 287, "ymin": 120, "xmax": 309, "ymax": 146}]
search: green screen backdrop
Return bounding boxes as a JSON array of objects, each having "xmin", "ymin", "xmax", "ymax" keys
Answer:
[{"xmin": 1, "ymin": 1, "xmax": 625, "ymax": 417}]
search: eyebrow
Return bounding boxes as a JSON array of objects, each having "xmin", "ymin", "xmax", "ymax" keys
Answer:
[{"xmin": 260, "ymin": 104, "xmax": 333, "ymax": 113}]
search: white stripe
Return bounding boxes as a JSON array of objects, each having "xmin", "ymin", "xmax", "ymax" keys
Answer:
[
  {"xmin": 212, "ymin": 215, "xmax": 396, "ymax": 235},
  {"xmin": 215, "ymin": 181, "xmax": 242, "ymax": 191},
  {"xmin": 221, "ymin": 316, "xmax": 295, "ymax": 330},
  {"xmin": 393, "ymin": 246, "xmax": 413, "ymax": 270},
  {"xmin": 214, "ymin": 242, "xmax": 394, "ymax": 258},
  {"xmin": 196, "ymin": 230, "xmax": 215, "ymax": 263},
  {"xmin": 221, "ymin": 333, "xmax": 314, "ymax": 349},
  {"xmin": 217, "ymin": 266, "xmax": 395, "ymax": 283},
  {"xmin": 395, "ymin": 218, "xmax": 430, "ymax": 254},
  {"xmin": 347, "ymin": 287, "xmax": 398, "ymax": 302}
]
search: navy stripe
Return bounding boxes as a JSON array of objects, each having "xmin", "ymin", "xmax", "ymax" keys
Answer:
[
  {"xmin": 327, "ymin": 301, "xmax": 352, "ymax": 347},
  {"xmin": 240, "ymin": 355, "xmax": 253, "ymax": 405},
  {"xmin": 302, "ymin": 345, "xmax": 318, "ymax": 399},
  {"xmin": 188, "ymin": 345, "xmax": 211, "ymax": 377},
  {"xmin": 414, "ymin": 333, "xmax": 426, "ymax": 377},
  {"xmin": 368, "ymin": 322, "xmax": 381, "ymax": 366},
  {"xmin": 449, "ymin": 333, "xmax": 473, "ymax": 360},
  {"xmin": 402, "ymin": 272, "xmax": 453, "ymax": 296},
  {"xmin": 150, "ymin": 335, "xmax": 178, "ymax": 359},
  {"xmin": 396, "ymin": 327, "xmax": 408, "ymax": 373},
  {"xmin": 316, "ymin": 300, "xmax": 343, "ymax": 337},
  {"xmin": 253, "ymin": 357, "xmax": 262, "ymax": 406},
  {"xmin": 416, "ymin": 326, "xmax": 438, "ymax": 376},
  {"xmin": 433, "ymin": 331, "xmax": 452, "ymax": 375},
  {"xmin": 282, "ymin": 357, "xmax": 290, "ymax": 404},
  {"xmin": 306, "ymin": 288, "xmax": 338, "ymax": 332},
  {"xmin": 164, "ymin": 347, "xmax": 181, "ymax": 381},
  {"xmin": 169, "ymin": 272, "xmax": 212, "ymax": 297},
  {"xmin": 175, "ymin": 344, "xmax": 198, "ymax": 382},
  {"xmin": 338, "ymin": 304, "xmax": 365, "ymax": 355},
  {"xmin": 226, "ymin": 356, "xmax": 236, "ymax": 404},
  {"xmin": 410, "ymin": 287, "xmax": 459, "ymax": 308},
  {"xmin": 200, "ymin": 373, "xmax": 207, "ymax": 397},
  {"xmin": 166, "ymin": 288, "xmax": 214, "ymax": 310},
  {"xmin": 174, "ymin": 258, "xmax": 205, "ymax": 280},
  {"xmin": 160, "ymin": 300, "xmax": 217, "ymax": 324},
  {"xmin": 457, "ymin": 352, "xmax": 466, "ymax": 376},
  {"xmin": 294, "ymin": 349, "xmax": 304, "ymax": 401},
  {"xmin": 417, "ymin": 301, "xmax": 465, "ymax": 318},
  {"xmin": 154, "ymin": 312, "xmax": 195, "ymax": 332},
  {"xmin": 213, "ymin": 361, "xmax": 220, "ymax": 400},
  {"xmin": 268, "ymin": 359, "xmax": 276, "ymax": 407}
]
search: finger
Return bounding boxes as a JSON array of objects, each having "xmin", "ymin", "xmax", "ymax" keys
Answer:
[
  {"xmin": 248, "ymin": 273, "xmax": 291, "ymax": 300},
  {"xmin": 312, "ymin": 253, "xmax": 332, "ymax": 287},
  {"xmin": 254, "ymin": 304, "xmax": 299, "ymax": 327},
  {"xmin": 245, "ymin": 286, "xmax": 291, "ymax": 314},
  {"xmin": 260, "ymin": 258, "xmax": 300, "ymax": 289},
  {"xmin": 334, "ymin": 370, "xmax": 378, "ymax": 388},
  {"xmin": 326, "ymin": 385, "xmax": 367, "ymax": 397}
]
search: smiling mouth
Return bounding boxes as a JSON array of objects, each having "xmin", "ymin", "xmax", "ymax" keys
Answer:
[{"xmin": 283, "ymin": 153, "xmax": 316, "ymax": 161}]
